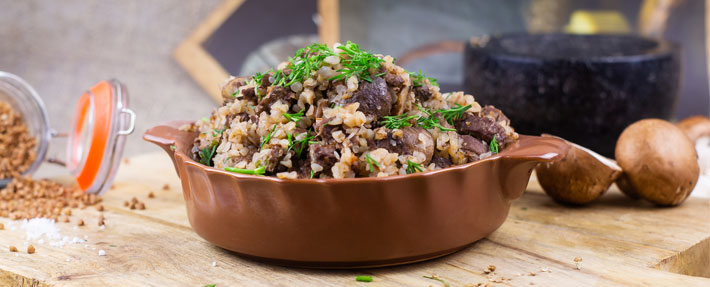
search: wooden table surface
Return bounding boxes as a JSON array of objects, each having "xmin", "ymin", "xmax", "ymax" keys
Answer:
[{"xmin": 0, "ymin": 152, "xmax": 708, "ymax": 286}]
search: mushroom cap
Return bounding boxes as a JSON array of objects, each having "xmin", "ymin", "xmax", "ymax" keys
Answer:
[
  {"xmin": 536, "ymin": 135, "xmax": 621, "ymax": 205},
  {"xmin": 676, "ymin": 116, "xmax": 710, "ymax": 143},
  {"xmin": 615, "ymin": 119, "xmax": 699, "ymax": 206}
]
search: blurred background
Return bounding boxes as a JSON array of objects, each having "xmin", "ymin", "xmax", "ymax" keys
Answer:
[{"xmin": 0, "ymin": 0, "xmax": 707, "ymax": 169}]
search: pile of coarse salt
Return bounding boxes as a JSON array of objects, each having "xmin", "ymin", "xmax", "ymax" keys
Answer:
[{"xmin": 20, "ymin": 218, "xmax": 86, "ymax": 248}]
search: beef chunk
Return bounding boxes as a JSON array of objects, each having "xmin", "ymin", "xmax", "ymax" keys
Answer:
[
  {"xmin": 460, "ymin": 135, "xmax": 488, "ymax": 161},
  {"xmin": 242, "ymin": 87, "xmax": 258, "ymax": 102},
  {"xmin": 257, "ymin": 86, "xmax": 297, "ymax": 113},
  {"xmin": 431, "ymin": 155, "xmax": 452, "ymax": 168},
  {"xmin": 314, "ymin": 117, "xmax": 339, "ymax": 146},
  {"xmin": 221, "ymin": 77, "xmax": 248, "ymax": 104},
  {"xmin": 454, "ymin": 112, "xmax": 507, "ymax": 147},
  {"xmin": 266, "ymin": 145, "xmax": 285, "ymax": 173},
  {"xmin": 375, "ymin": 127, "xmax": 434, "ymax": 164},
  {"xmin": 414, "ymin": 84, "xmax": 432, "ymax": 102},
  {"xmin": 308, "ymin": 144, "xmax": 338, "ymax": 173},
  {"xmin": 342, "ymin": 77, "xmax": 393, "ymax": 119},
  {"xmin": 384, "ymin": 73, "xmax": 404, "ymax": 87}
]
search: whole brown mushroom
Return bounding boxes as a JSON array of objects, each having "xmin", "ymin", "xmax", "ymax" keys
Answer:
[
  {"xmin": 615, "ymin": 119, "xmax": 700, "ymax": 206},
  {"xmin": 536, "ymin": 135, "xmax": 622, "ymax": 205},
  {"xmin": 676, "ymin": 116, "xmax": 710, "ymax": 143}
]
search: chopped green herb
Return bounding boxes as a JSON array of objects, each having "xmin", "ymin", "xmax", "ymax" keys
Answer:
[
  {"xmin": 330, "ymin": 102, "xmax": 336, "ymax": 108},
  {"xmin": 169, "ymin": 145, "xmax": 176, "ymax": 151},
  {"xmin": 422, "ymin": 275, "xmax": 449, "ymax": 287},
  {"xmin": 437, "ymin": 104, "xmax": 471, "ymax": 125},
  {"xmin": 309, "ymin": 169, "xmax": 315, "ymax": 179},
  {"xmin": 204, "ymin": 284, "xmax": 216, "ymax": 287},
  {"xmin": 198, "ymin": 144, "xmax": 217, "ymax": 167},
  {"xmin": 380, "ymin": 114, "xmax": 417, "ymax": 130},
  {"xmin": 288, "ymin": 129, "xmax": 317, "ymax": 158},
  {"xmin": 489, "ymin": 135, "xmax": 499, "ymax": 154},
  {"xmin": 355, "ymin": 275, "xmax": 373, "ymax": 282},
  {"xmin": 415, "ymin": 105, "xmax": 456, "ymax": 132},
  {"xmin": 406, "ymin": 160, "xmax": 423, "ymax": 174},
  {"xmin": 224, "ymin": 166, "xmax": 266, "ymax": 176},
  {"xmin": 231, "ymin": 91, "xmax": 238, "ymax": 98},
  {"xmin": 283, "ymin": 109, "xmax": 305, "ymax": 123},
  {"xmin": 247, "ymin": 104, "xmax": 256, "ymax": 111},
  {"xmin": 260, "ymin": 124, "xmax": 277, "ymax": 151},
  {"xmin": 212, "ymin": 128, "xmax": 225, "ymax": 137},
  {"xmin": 409, "ymin": 69, "xmax": 439, "ymax": 87},
  {"xmin": 329, "ymin": 41, "xmax": 384, "ymax": 83},
  {"xmin": 365, "ymin": 154, "xmax": 381, "ymax": 172},
  {"xmin": 521, "ymin": 207, "xmax": 528, "ymax": 211},
  {"xmin": 109, "ymin": 244, "xmax": 117, "ymax": 247}
]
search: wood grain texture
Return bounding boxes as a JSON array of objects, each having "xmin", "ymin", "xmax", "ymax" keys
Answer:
[{"xmin": 0, "ymin": 152, "xmax": 708, "ymax": 286}]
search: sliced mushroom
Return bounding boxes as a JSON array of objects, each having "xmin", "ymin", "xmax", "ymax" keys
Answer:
[
  {"xmin": 536, "ymin": 135, "xmax": 622, "ymax": 205},
  {"xmin": 615, "ymin": 119, "xmax": 699, "ymax": 206}
]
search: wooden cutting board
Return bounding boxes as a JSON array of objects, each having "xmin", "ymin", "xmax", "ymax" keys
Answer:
[{"xmin": 0, "ymin": 152, "xmax": 708, "ymax": 286}]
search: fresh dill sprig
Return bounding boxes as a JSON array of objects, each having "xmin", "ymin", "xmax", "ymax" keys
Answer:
[
  {"xmin": 437, "ymin": 104, "xmax": 471, "ymax": 125},
  {"xmin": 415, "ymin": 105, "xmax": 456, "ymax": 132},
  {"xmin": 212, "ymin": 128, "xmax": 224, "ymax": 137},
  {"xmin": 329, "ymin": 41, "xmax": 384, "ymax": 83},
  {"xmin": 198, "ymin": 144, "xmax": 217, "ymax": 167},
  {"xmin": 260, "ymin": 124, "xmax": 277, "ymax": 151},
  {"xmin": 283, "ymin": 109, "xmax": 305, "ymax": 123},
  {"xmin": 490, "ymin": 135, "xmax": 499, "ymax": 154},
  {"xmin": 365, "ymin": 153, "xmax": 381, "ymax": 172},
  {"xmin": 406, "ymin": 160, "xmax": 423, "ymax": 174},
  {"xmin": 409, "ymin": 69, "xmax": 439, "ymax": 87},
  {"xmin": 379, "ymin": 114, "xmax": 418, "ymax": 129},
  {"xmin": 309, "ymin": 169, "xmax": 315, "ymax": 179},
  {"xmin": 224, "ymin": 166, "xmax": 266, "ymax": 176}
]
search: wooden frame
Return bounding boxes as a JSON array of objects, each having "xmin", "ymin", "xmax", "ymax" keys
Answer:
[{"xmin": 174, "ymin": 0, "xmax": 339, "ymax": 102}]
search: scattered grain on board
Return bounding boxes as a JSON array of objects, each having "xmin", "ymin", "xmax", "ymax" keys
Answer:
[
  {"xmin": 77, "ymin": 219, "xmax": 84, "ymax": 226},
  {"xmin": 98, "ymin": 214, "xmax": 105, "ymax": 226},
  {"xmin": 0, "ymin": 223, "xmax": 4, "ymax": 230},
  {"xmin": 148, "ymin": 192, "xmax": 155, "ymax": 199},
  {"xmin": 27, "ymin": 244, "xmax": 35, "ymax": 254},
  {"xmin": 9, "ymin": 245, "xmax": 17, "ymax": 252},
  {"xmin": 574, "ymin": 257, "xmax": 583, "ymax": 270},
  {"xmin": 96, "ymin": 205, "xmax": 104, "ymax": 212},
  {"xmin": 162, "ymin": 184, "xmax": 170, "ymax": 191},
  {"xmin": 0, "ymin": 176, "xmax": 101, "ymax": 220}
]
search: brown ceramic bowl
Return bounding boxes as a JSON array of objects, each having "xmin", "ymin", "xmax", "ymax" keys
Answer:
[{"xmin": 144, "ymin": 121, "xmax": 568, "ymax": 268}]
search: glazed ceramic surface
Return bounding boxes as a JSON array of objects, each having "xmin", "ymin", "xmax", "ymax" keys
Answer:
[{"xmin": 144, "ymin": 121, "xmax": 568, "ymax": 268}]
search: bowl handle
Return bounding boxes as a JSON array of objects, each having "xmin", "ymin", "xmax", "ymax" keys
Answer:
[
  {"xmin": 143, "ymin": 121, "xmax": 196, "ymax": 175},
  {"xmin": 495, "ymin": 135, "xmax": 570, "ymax": 200}
]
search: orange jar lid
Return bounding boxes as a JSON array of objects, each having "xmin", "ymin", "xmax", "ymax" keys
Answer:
[{"xmin": 66, "ymin": 80, "xmax": 135, "ymax": 195}]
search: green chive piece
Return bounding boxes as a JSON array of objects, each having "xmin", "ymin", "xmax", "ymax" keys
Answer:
[
  {"xmin": 365, "ymin": 154, "xmax": 381, "ymax": 172},
  {"xmin": 283, "ymin": 109, "xmax": 305, "ymax": 123},
  {"xmin": 260, "ymin": 124, "xmax": 277, "ymax": 151},
  {"xmin": 490, "ymin": 135, "xmax": 499, "ymax": 154},
  {"xmin": 204, "ymin": 284, "xmax": 216, "ymax": 287},
  {"xmin": 355, "ymin": 275, "xmax": 373, "ymax": 282},
  {"xmin": 406, "ymin": 160, "xmax": 423, "ymax": 174},
  {"xmin": 224, "ymin": 166, "xmax": 266, "ymax": 176},
  {"xmin": 169, "ymin": 145, "xmax": 176, "ymax": 151},
  {"xmin": 309, "ymin": 169, "xmax": 315, "ymax": 179}
]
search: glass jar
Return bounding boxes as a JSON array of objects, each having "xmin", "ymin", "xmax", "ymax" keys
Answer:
[{"xmin": 0, "ymin": 71, "xmax": 135, "ymax": 195}]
